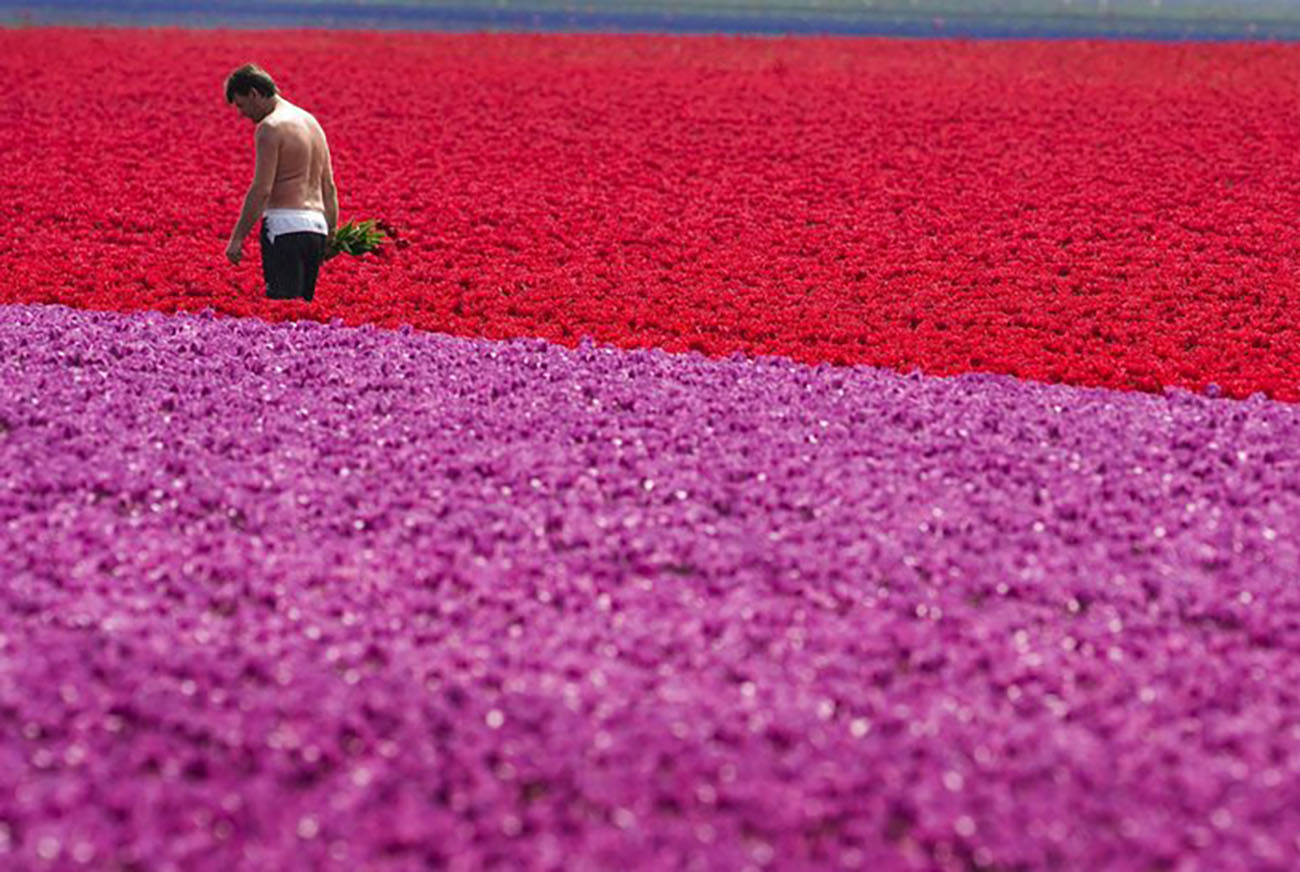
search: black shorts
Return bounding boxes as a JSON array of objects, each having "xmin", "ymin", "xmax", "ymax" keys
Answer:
[{"xmin": 260, "ymin": 222, "xmax": 327, "ymax": 301}]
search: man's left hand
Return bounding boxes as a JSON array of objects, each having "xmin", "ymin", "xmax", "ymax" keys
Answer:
[{"xmin": 225, "ymin": 239, "xmax": 244, "ymax": 265}]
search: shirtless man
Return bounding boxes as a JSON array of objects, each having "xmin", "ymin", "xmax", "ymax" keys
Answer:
[{"xmin": 224, "ymin": 64, "xmax": 338, "ymax": 302}]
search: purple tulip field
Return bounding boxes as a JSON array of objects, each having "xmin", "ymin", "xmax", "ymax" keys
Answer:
[{"xmin": 1, "ymin": 303, "xmax": 1298, "ymax": 869}]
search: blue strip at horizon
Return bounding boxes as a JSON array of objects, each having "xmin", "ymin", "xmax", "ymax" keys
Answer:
[{"xmin": 4, "ymin": 0, "xmax": 1300, "ymax": 40}]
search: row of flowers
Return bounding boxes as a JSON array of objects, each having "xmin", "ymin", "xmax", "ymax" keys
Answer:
[
  {"xmin": 1, "ymin": 304, "xmax": 1298, "ymax": 868},
  {"xmin": 0, "ymin": 31, "xmax": 1298, "ymax": 399}
]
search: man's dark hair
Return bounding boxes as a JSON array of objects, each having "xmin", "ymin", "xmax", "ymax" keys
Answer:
[{"xmin": 225, "ymin": 64, "xmax": 277, "ymax": 103}]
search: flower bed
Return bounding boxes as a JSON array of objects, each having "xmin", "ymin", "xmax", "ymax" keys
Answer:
[
  {"xmin": 1, "ymin": 304, "xmax": 1297, "ymax": 868},
  {"xmin": 0, "ymin": 30, "xmax": 1298, "ymax": 399}
]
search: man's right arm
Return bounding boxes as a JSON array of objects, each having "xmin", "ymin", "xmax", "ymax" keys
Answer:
[{"xmin": 322, "ymin": 145, "xmax": 338, "ymax": 236}]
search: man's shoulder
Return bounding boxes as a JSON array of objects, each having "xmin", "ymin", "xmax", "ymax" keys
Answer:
[
  {"xmin": 261, "ymin": 105, "xmax": 321, "ymax": 133},
  {"xmin": 296, "ymin": 107, "xmax": 324, "ymax": 132},
  {"xmin": 253, "ymin": 120, "xmax": 282, "ymax": 145}
]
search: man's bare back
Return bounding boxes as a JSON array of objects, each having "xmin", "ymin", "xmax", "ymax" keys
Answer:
[{"xmin": 259, "ymin": 101, "xmax": 330, "ymax": 214}]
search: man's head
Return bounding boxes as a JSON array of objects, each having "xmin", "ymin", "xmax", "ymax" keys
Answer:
[{"xmin": 225, "ymin": 64, "xmax": 278, "ymax": 122}]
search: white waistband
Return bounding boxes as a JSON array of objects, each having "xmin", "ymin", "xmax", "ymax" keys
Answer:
[
  {"xmin": 263, "ymin": 209, "xmax": 328, "ymax": 243},
  {"xmin": 264, "ymin": 208, "xmax": 326, "ymax": 220}
]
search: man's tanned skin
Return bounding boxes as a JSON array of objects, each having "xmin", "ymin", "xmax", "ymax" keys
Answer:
[{"xmin": 225, "ymin": 89, "xmax": 338, "ymax": 265}]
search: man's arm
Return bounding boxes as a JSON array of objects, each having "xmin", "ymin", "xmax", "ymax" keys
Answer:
[
  {"xmin": 322, "ymin": 142, "xmax": 339, "ymax": 237},
  {"xmin": 226, "ymin": 125, "xmax": 280, "ymax": 262}
]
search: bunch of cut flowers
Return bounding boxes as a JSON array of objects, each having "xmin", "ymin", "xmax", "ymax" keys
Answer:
[{"xmin": 326, "ymin": 219, "xmax": 395, "ymax": 260}]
